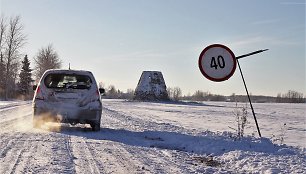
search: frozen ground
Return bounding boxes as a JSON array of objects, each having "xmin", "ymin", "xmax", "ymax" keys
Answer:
[
  {"xmin": 0, "ymin": 100, "xmax": 29, "ymax": 110},
  {"xmin": 0, "ymin": 99, "xmax": 305, "ymax": 173}
]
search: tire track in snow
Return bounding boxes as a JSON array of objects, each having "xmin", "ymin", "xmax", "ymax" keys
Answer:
[
  {"xmin": 63, "ymin": 134, "xmax": 77, "ymax": 174},
  {"xmin": 118, "ymin": 145, "xmax": 183, "ymax": 173},
  {"xmin": 105, "ymin": 143, "xmax": 142, "ymax": 173},
  {"xmin": 10, "ymin": 141, "xmax": 39, "ymax": 174},
  {"xmin": 0, "ymin": 132, "xmax": 26, "ymax": 158},
  {"xmin": 0, "ymin": 113, "xmax": 32, "ymax": 159},
  {"xmin": 8, "ymin": 148, "xmax": 26, "ymax": 174},
  {"xmin": 114, "ymin": 138, "xmax": 199, "ymax": 174},
  {"xmin": 84, "ymin": 140, "xmax": 145, "ymax": 174},
  {"xmin": 0, "ymin": 133, "xmax": 31, "ymax": 174},
  {"xmin": 64, "ymin": 134, "xmax": 74, "ymax": 162},
  {"xmin": 70, "ymin": 136, "xmax": 102, "ymax": 174},
  {"xmin": 0, "ymin": 103, "xmax": 34, "ymax": 174},
  {"xmin": 47, "ymin": 133, "xmax": 76, "ymax": 174},
  {"xmin": 8, "ymin": 132, "xmax": 76, "ymax": 174}
]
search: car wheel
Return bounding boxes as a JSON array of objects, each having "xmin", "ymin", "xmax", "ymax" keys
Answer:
[{"xmin": 91, "ymin": 121, "xmax": 100, "ymax": 131}]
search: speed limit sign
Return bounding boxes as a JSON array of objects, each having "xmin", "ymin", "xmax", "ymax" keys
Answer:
[{"xmin": 198, "ymin": 44, "xmax": 236, "ymax": 82}]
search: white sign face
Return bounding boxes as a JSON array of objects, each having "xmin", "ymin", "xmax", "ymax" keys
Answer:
[{"xmin": 198, "ymin": 44, "xmax": 236, "ymax": 82}]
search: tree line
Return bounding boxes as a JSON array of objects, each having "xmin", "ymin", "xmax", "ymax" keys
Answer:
[
  {"xmin": 0, "ymin": 15, "xmax": 62, "ymax": 100},
  {"xmin": 99, "ymin": 82, "xmax": 306, "ymax": 103},
  {"xmin": 276, "ymin": 90, "xmax": 305, "ymax": 103},
  {"xmin": 101, "ymin": 85, "xmax": 305, "ymax": 103}
]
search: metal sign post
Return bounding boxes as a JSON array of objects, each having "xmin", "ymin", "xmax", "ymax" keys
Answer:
[
  {"xmin": 235, "ymin": 49, "xmax": 268, "ymax": 138},
  {"xmin": 199, "ymin": 44, "xmax": 268, "ymax": 137}
]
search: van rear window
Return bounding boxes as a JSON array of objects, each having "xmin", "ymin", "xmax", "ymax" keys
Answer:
[{"xmin": 44, "ymin": 74, "xmax": 92, "ymax": 89}]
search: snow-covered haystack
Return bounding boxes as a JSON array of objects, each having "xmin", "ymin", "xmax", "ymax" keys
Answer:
[{"xmin": 134, "ymin": 71, "xmax": 169, "ymax": 101}]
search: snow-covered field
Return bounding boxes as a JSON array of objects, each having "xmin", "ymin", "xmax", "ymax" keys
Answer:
[{"xmin": 0, "ymin": 99, "xmax": 305, "ymax": 173}]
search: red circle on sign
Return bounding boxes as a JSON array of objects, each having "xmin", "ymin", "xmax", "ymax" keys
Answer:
[{"xmin": 198, "ymin": 44, "xmax": 236, "ymax": 82}]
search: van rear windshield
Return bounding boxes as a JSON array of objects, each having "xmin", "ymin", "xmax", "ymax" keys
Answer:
[{"xmin": 44, "ymin": 74, "xmax": 92, "ymax": 89}]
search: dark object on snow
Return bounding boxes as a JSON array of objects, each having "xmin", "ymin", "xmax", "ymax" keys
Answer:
[{"xmin": 134, "ymin": 71, "xmax": 170, "ymax": 101}]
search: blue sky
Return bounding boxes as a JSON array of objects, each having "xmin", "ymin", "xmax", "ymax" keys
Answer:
[{"xmin": 1, "ymin": 0, "xmax": 305, "ymax": 96}]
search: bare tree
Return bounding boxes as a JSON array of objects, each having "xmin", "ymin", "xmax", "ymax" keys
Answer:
[
  {"xmin": 125, "ymin": 88, "xmax": 135, "ymax": 99},
  {"xmin": 192, "ymin": 90, "xmax": 205, "ymax": 101},
  {"xmin": 0, "ymin": 53, "xmax": 5, "ymax": 98},
  {"xmin": 3, "ymin": 15, "xmax": 26, "ymax": 99},
  {"xmin": 33, "ymin": 44, "xmax": 62, "ymax": 81},
  {"xmin": 167, "ymin": 87, "xmax": 182, "ymax": 101},
  {"xmin": 0, "ymin": 15, "xmax": 6, "ymax": 52},
  {"xmin": 280, "ymin": 90, "xmax": 304, "ymax": 103},
  {"xmin": 172, "ymin": 87, "xmax": 182, "ymax": 101},
  {"xmin": 106, "ymin": 85, "xmax": 118, "ymax": 98},
  {"xmin": 167, "ymin": 87, "xmax": 173, "ymax": 100},
  {"xmin": 0, "ymin": 16, "xmax": 6, "ymax": 98}
]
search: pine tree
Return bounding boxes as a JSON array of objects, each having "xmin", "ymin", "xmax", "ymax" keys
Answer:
[{"xmin": 18, "ymin": 55, "xmax": 32, "ymax": 95}]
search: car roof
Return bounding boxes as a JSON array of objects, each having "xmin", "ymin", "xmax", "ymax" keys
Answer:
[{"xmin": 43, "ymin": 69, "xmax": 94, "ymax": 76}]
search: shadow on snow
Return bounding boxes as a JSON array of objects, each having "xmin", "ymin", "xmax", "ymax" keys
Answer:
[{"xmin": 45, "ymin": 124, "xmax": 299, "ymax": 157}]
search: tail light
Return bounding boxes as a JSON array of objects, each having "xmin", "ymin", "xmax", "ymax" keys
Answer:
[
  {"xmin": 94, "ymin": 90, "xmax": 101, "ymax": 101},
  {"xmin": 35, "ymin": 86, "xmax": 44, "ymax": 100}
]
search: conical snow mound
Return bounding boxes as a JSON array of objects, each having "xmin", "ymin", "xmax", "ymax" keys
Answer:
[{"xmin": 134, "ymin": 71, "xmax": 169, "ymax": 101}]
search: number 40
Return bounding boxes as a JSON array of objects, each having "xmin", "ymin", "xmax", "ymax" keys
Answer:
[{"xmin": 210, "ymin": 55, "xmax": 225, "ymax": 69}]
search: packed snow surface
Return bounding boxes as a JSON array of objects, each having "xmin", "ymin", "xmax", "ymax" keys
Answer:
[{"xmin": 0, "ymin": 99, "xmax": 305, "ymax": 173}]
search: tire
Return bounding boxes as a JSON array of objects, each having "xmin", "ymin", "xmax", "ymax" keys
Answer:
[{"xmin": 91, "ymin": 121, "xmax": 100, "ymax": 131}]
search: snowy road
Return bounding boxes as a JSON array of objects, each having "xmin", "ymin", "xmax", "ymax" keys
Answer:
[{"xmin": 0, "ymin": 100, "xmax": 305, "ymax": 173}]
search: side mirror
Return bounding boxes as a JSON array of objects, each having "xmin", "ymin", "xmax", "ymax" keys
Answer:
[
  {"xmin": 99, "ymin": 88, "xmax": 105, "ymax": 94},
  {"xmin": 33, "ymin": 85, "xmax": 37, "ymax": 91}
]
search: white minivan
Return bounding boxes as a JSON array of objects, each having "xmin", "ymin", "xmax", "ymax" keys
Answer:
[{"xmin": 32, "ymin": 69, "xmax": 104, "ymax": 131}]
